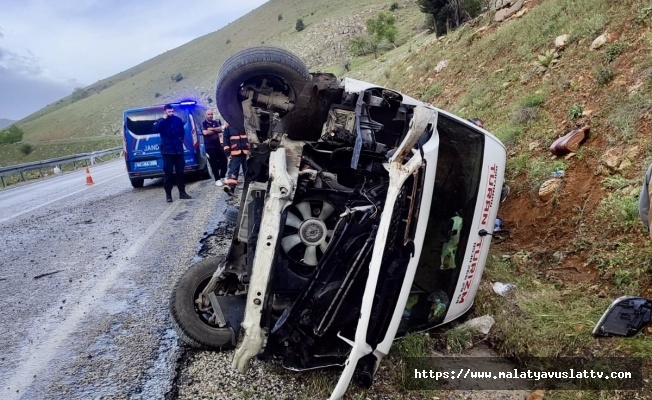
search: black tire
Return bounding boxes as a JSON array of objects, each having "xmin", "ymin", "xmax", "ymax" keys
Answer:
[
  {"xmin": 169, "ymin": 257, "xmax": 236, "ymax": 350},
  {"xmin": 130, "ymin": 177, "xmax": 144, "ymax": 188},
  {"xmin": 215, "ymin": 46, "xmax": 311, "ymax": 133}
]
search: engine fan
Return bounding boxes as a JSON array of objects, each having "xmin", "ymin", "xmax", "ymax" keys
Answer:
[{"xmin": 281, "ymin": 199, "xmax": 338, "ymax": 267}]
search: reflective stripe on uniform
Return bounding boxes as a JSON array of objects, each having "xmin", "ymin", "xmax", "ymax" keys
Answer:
[{"xmin": 227, "ymin": 135, "xmax": 249, "ymax": 157}]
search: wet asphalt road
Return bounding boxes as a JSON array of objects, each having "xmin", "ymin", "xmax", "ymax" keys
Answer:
[{"xmin": 0, "ymin": 160, "xmax": 230, "ymax": 399}]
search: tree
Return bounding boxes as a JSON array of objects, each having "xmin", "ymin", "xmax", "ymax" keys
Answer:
[
  {"xmin": 71, "ymin": 87, "xmax": 89, "ymax": 102},
  {"xmin": 418, "ymin": 0, "xmax": 478, "ymax": 36},
  {"xmin": 20, "ymin": 143, "xmax": 34, "ymax": 155},
  {"xmin": 366, "ymin": 12, "xmax": 398, "ymax": 47},
  {"xmin": 348, "ymin": 36, "xmax": 375, "ymax": 57},
  {"xmin": 0, "ymin": 125, "xmax": 24, "ymax": 145},
  {"xmin": 295, "ymin": 18, "xmax": 305, "ymax": 32}
]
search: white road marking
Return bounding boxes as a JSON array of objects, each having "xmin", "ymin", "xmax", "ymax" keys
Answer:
[{"xmin": 0, "ymin": 173, "xmax": 125, "ymax": 224}]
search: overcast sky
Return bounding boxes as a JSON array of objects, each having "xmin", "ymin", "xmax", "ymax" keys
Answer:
[{"xmin": 0, "ymin": 0, "xmax": 269, "ymax": 121}]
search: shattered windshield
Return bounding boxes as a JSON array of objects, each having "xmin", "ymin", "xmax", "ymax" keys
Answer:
[{"xmin": 402, "ymin": 114, "xmax": 485, "ymax": 332}]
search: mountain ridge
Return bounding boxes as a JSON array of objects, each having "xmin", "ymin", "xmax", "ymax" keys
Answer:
[{"xmin": 0, "ymin": 118, "xmax": 16, "ymax": 130}]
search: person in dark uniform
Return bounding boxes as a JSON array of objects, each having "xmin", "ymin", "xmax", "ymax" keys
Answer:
[
  {"xmin": 152, "ymin": 104, "xmax": 192, "ymax": 202},
  {"xmin": 222, "ymin": 125, "xmax": 250, "ymax": 195},
  {"xmin": 202, "ymin": 109, "xmax": 228, "ymax": 187}
]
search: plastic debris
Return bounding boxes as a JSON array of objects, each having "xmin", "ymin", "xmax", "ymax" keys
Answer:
[
  {"xmin": 494, "ymin": 217, "xmax": 503, "ymax": 232},
  {"xmin": 461, "ymin": 315, "xmax": 496, "ymax": 335},
  {"xmin": 493, "ymin": 282, "xmax": 516, "ymax": 296}
]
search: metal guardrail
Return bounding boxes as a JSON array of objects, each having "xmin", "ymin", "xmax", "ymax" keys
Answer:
[{"xmin": 0, "ymin": 146, "xmax": 123, "ymax": 188}]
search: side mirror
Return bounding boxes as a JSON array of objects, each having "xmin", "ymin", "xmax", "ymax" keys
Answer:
[{"xmin": 593, "ymin": 296, "xmax": 652, "ymax": 337}]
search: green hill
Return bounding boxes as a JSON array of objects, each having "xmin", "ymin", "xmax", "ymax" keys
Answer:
[{"xmin": 5, "ymin": 0, "xmax": 652, "ymax": 397}]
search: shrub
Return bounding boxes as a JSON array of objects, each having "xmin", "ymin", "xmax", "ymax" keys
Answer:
[
  {"xmin": 20, "ymin": 143, "xmax": 34, "ymax": 155},
  {"xmin": 536, "ymin": 49, "xmax": 560, "ymax": 73},
  {"xmin": 568, "ymin": 103, "xmax": 583, "ymax": 119},
  {"xmin": 636, "ymin": 5, "xmax": 652, "ymax": 24},
  {"xmin": 278, "ymin": 14, "xmax": 283, "ymax": 21},
  {"xmin": 604, "ymin": 43, "xmax": 626, "ymax": 63},
  {"xmin": 446, "ymin": 325, "xmax": 473, "ymax": 354},
  {"xmin": 595, "ymin": 192, "xmax": 640, "ymax": 233},
  {"xmin": 596, "ymin": 65, "xmax": 615, "ymax": 85},
  {"xmin": 512, "ymin": 107, "xmax": 539, "ymax": 124},
  {"xmin": 390, "ymin": 2, "xmax": 399, "ymax": 11},
  {"xmin": 348, "ymin": 36, "xmax": 374, "ymax": 56},
  {"xmin": 295, "ymin": 18, "xmax": 305, "ymax": 32},
  {"xmin": 71, "ymin": 87, "xmax": 89, "ymax": 102},
  {"xmin": 0, "ymin": 125, "xmax": 24, "ymax": 144},
  {"xmin": 521, "ymin": 92, "xmax": 546, "ymax": 108},
  {"xmin": 512, "ymin": 92, "xmax": 545, "ymax": 124},
  {"xmin": 171, "ymin": 73, "xmax": 183, "ymax": 82},
  {"xmin": 226, "ymin": 38, "xmax": 231, "ymax": 44},
  {"xmin": 154, "ymin": 92, "xmax": 161, "ymax": 98}
]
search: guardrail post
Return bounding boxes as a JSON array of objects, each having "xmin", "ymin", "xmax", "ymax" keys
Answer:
[
  {"xmin": 20, "ymin": 171, "xmax": 25, "ymax": 182},
  {"xmin": 1, "ymin": 176, "xmax": 5, "ymax": 188}
]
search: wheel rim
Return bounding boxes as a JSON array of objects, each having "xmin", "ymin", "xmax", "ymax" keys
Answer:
[{"xmin": 192, "ymin": 275, "xmax": 237, "ymax": 328}]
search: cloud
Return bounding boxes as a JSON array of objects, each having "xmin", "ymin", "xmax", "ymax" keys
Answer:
[
  {"xmin": 0, "ymin": 45, "xmax": 43, "ymax": 76},
  {"xmin": 0, "ymin": 0, "xmax": 269, "ymax": 83},
  {"xmin": 0, "ymin": 0, "xmax": 270, "ymax": 120},
  {"xmin": 0, "ymin": 68, "xmax": 76, "ymax": 120}
]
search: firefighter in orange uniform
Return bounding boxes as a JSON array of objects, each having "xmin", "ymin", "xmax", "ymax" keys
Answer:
[{"xmin": 222, "ymin": 124, "xmax": 250, "ymax": 195}]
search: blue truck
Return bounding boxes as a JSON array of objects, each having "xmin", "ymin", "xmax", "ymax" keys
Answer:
[{"xmin": 122, "ymin": 101, "xmax": 210, "ymax": 188}]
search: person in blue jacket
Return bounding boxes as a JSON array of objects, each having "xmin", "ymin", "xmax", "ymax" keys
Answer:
[{"xmin": 153, "ymin": 104, "xmax": 192, "ymax": 202}]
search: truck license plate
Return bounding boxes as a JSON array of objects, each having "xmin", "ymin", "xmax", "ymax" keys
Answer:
[{"xmin": 135, "ymin": 160, "xmax": 157, "ymax": 168}]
